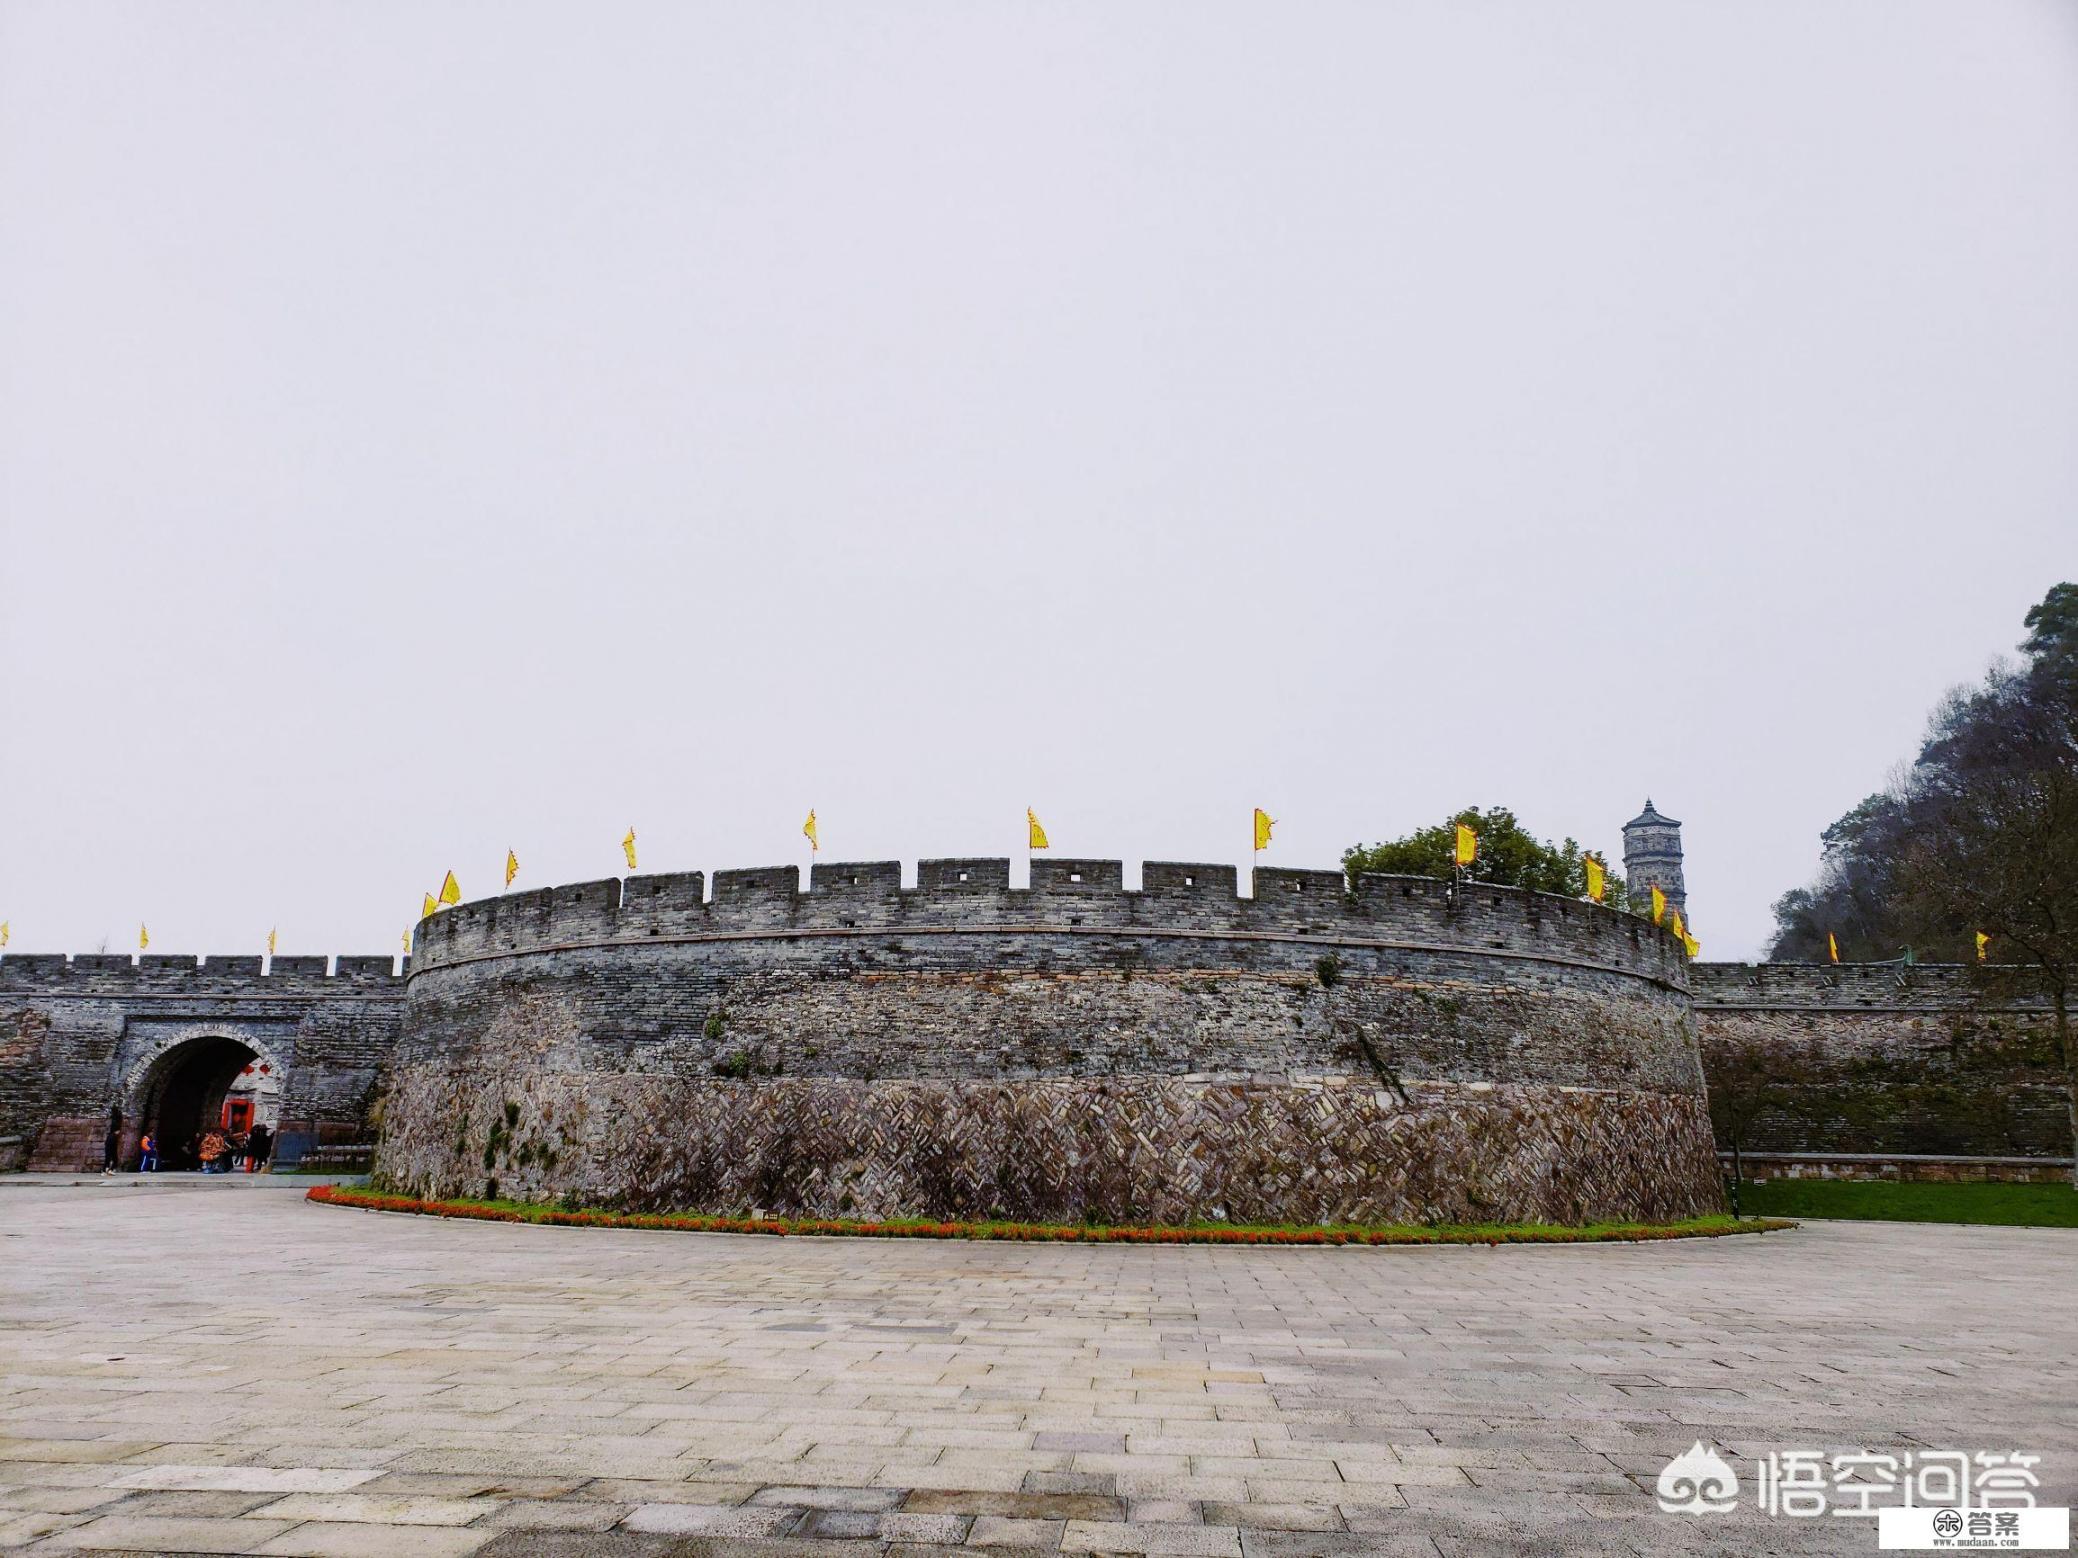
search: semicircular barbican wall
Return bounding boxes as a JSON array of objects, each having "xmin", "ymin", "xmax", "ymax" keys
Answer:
[{"xmin": 377, "ymin": 859, "xmax": 1724, "ymax": 1225}]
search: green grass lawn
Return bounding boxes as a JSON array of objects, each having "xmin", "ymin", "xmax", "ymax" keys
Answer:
[{"xmin": 1732, "ymin": 1177, "xmax": 2078, "ymax": 1228}]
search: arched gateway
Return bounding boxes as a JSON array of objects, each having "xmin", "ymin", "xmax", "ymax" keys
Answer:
[
  {"xmin": 126, "ymin": 1032, "xmax": 284, "ymax": 1169},
  {"xmin": 0, "ymin": 953, "xmax": 403, "ymax": 1172}
]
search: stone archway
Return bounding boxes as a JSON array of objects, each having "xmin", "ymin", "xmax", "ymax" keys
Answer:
[{"xmin": 129, "ymin": 1033, "xmax": 284, "ymax": 1170}]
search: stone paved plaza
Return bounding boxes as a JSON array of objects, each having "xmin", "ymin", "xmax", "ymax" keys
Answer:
[{"xmin": 1, "ymin": 1179, "xmax": 2072, "ymax": 1556}]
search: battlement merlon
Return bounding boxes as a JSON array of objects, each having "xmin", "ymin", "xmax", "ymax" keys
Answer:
[{"xmin": 405, "ymin": 860, "xmax": 1691, "ymax": 981}]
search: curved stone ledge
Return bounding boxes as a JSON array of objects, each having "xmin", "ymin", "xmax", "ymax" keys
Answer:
[
  {"xmin": 376, "ymin": 1067, "xmax": 1726, "ymax": 1227},
  {"xmin": 399, "ymin": 959, "xmax": 1704, "ymax": 1095},
  {"xmin": 406, "ymin": 920, "xmax": 1692, "ymax": 994}
]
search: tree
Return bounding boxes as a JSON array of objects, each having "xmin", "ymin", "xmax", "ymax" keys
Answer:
[
  {"xmin": 1886, "ymin": 669, "xmax": 2078, "ymax": 1183},
  {"xmin": 1343, "ymin": 806, "xmax": 1624, "ymax": 907},
  {"xmin": 1765, "ymin": 794, "xmax": 1911, "ymax": 961},
  {"xmin": 2022, "ymin": 580, "xmax": 2078, "ymax": 678},
  {"xmin": 1705, "ymin": 1035, "xmax": 1819, "ymax": 1215},
  {"xmin": 1766, "ymin": 582, "xmax": 2078, "ymax": 1182}
]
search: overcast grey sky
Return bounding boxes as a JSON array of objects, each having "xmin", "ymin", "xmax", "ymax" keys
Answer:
[{"xmin": 2, "ymin": 2, "xmax": 2074, "ymax": 962}]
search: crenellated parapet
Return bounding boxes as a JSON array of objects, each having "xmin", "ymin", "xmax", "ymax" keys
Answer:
[
  {"xmin": 408, "ymin": 861, "xmax": 1690, "ymax": 987},
  {"xmin": 1689, "ymin": 960, "xmax": 2050, "ymax": 1012},
  {"xmin": 0, "ymin": 952, "xmax": 405, "ymax": 996}
]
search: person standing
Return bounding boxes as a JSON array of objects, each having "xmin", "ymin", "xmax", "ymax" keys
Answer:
[
  {"xmin": 101, "ymin": 1104, "xmax": 122, "ymax": 1176},
  {"xmin": 139, "ymin": 1131, "xmax": 158, "ymax": 1172},
  {"xmin": 246, "ymin": 1122, "xmax": 273, "ymax": 1173}
]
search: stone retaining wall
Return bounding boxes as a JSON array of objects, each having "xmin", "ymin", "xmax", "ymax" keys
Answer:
[
  {"xmin": 1690, "ymin": 964, "xmax": 2067, "ymax": 1160},
  {"xmin": 380, "ymin": 1067, "xmax": 1722, "ymax": 1224},
  {"xmin": 1720, "ymin": 1151, "xmax": 2074, "ymax": 1185},
  {"xmin": 380, "ymin": 863, "xmax": 1723, "ymax": 1224}
]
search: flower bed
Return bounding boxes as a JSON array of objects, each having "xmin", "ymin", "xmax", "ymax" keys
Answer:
[{"xmin": 306, "ymin": 1185, "xmax": 1790, "ymax": 1245}]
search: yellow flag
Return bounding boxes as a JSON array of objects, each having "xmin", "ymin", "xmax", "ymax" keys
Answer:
[
  {"xmin": 267, "ymin": 927, "xmax": 277, "ymax": 956},
  {"xmin": 1827, "ymin": 931, "xmax": 1840, "ymax": 964},
  {"xmin": 1650, "ymin": 884, "xmax": 1666, "ymax": 925},
  {"xmin": 1583, "ymin": 856, "xmax": 1605, "ymax": 903},
  {"xmin": 139, "ymin": 923, "xmax": 150, "ymax": 950},
  {"xmin": 1976, "ymin": 930, "xmax": 1990, "ymax": 962},
  {"xmin": 1253, "ymin": 809, "xmax": 1275, "ymax": 851},
  {"xmin": 0, "ymin": 921, "xmax": 9, "ymax": 948},
  {"xmin": 803, "ymin": 810, "xmax": 819, "ymax": 852},
  {"xmin": 402, "ymin": 927, "xmax": 412, "ymax": 955},
  {"xmin": 1670, "ymin": 911, "xmax": 1698, "ymax": 958},
  {"xmin": 439, "ymin": 870, "xmax": 462, "ymax": 906},
  {"xmin": 622, "ymin": 827, "xmax": 638, "ymax": 870},
  {"xmin": 1453, "ymin": 822, "xmax": 1477, "ymax": 868},
  {"xmin": 1027, "ymin": 809, "xmax": 1049, "ymax": 850},
  {"xmin": 422, "ymin": 892, "xmax": 438, "ymax": 919},
  {"xmin": 505, "ymin": 849, "xmax": 519, "ymax": 888}
]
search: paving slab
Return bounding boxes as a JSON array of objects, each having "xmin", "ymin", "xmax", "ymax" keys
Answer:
[
  {"xmin": 1060, "ymin": 1518, "xmax": 1243, "ymax": 1553},
  {"xmin": 107, "ymin": 1464, "xmax": 382, "ymax": 1494},
  {"xmin": 1, "ymin": 1183, "xmax": 2073, "ymax": 1557},
  {"xmin": 968, "ymin": 1513, "xmax": 1067, "ymax": 1547},
  {"xmin": 0, "ymin": 1487, "xmax": 128, "ymax": 1516},
  {"xmin": 247, "ymin": 1491, "xmax": 504, "ymax": 1525},
  {"xmin": 473, "ymin": 1535, "xmax": 682, "ymax": 1558},
  {"xmin": 621, "ymin": 1500, "xmax": 803, "ymax": 1536},
  {"xmin": 35, "ymin": 1510, "xmax": 298, "ymax": 1551},
  {"xmin": 250, "ymin": 1521, "xmax": 496, "ymax": 1556},
  {"xmin": 478, "ymin": 1497, "xmax": 627, "ymax": 1530}
]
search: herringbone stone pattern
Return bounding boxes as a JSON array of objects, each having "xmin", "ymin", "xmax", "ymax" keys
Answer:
[
  {"xmin": 1, "ymin": 1177, "xmax": 2072, "ymax": 1556},
  {"xmin": 380, "ymin": 1070, "xmax": 1724, "ymax": 1226}
]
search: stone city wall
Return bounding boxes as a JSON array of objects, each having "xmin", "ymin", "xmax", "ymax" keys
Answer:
[
  {"xmin": 0, "ymin": 954, "xmax": 404, "ymax": 1170},
  {"xmin": 1690, "ymin": 962, "xmax": 2067, "ymax": 1163},
  {"xmin": 8, "ymin": 880, "xmax": 2066, "ymax": 1194},
  {"xmin": 378, "ymin": 862, "xmax": 1724, "ymax": 1225}
]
